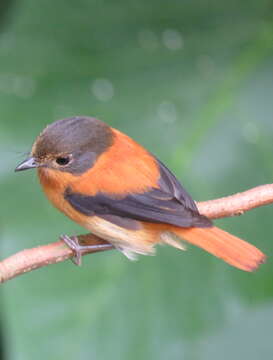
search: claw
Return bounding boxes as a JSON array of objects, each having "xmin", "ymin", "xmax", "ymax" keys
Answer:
[
  {"xmin": 60, "ymin": 234, "xmax": 83, "ymax": 266},
  {"xmin": 60, "ymin": 234, "xmax": 113, "ymax": 266}
]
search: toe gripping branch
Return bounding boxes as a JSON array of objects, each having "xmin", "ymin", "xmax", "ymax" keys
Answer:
[{"xmin": 60, "ymin": 233, "xmax": 114, "ymax": 266}]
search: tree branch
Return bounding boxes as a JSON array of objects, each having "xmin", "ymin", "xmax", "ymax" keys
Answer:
[
  {"xmin": 1, "ymin": 184, "xmax": 273, "ymax": 283},
  {"xmin": 197, "ymin": 184, "xmax": 273, "ymax": 218}
]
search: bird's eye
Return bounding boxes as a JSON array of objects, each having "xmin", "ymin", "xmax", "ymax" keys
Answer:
[{"xmin": 55, "ymin": 156, "xmax": 71, "ymax": 166}]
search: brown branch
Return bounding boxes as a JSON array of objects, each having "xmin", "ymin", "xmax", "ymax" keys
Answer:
[
  {"xmin": 197, "ymin": 184, "xmax": 273, "ymax": 219},
  {"xmin": 1, "ymin": 184, "xmax": 273, "ymax": 283},
  {"xmin": 0, "ymin": 235, "xmax": 113, "ymax": 283}
]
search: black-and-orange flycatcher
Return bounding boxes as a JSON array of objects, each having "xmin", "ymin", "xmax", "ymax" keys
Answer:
[{"xmin": 15, "ymin": 116, "xmax": 266, "ymax": 271}]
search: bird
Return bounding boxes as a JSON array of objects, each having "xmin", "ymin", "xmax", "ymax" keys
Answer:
[{"xmin": 15, "ymin": 116, "xmax": 266, "ymax": 271}]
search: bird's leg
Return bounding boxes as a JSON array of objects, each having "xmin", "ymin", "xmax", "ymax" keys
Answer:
[{"xmin": 60, "ymin": 233, "xmax": 114, "ymax": 266}]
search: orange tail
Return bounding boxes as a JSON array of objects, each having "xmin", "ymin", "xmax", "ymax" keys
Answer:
[{"xmin": 173, "ymin": 226, "xmax": 266, "ymax": 272}]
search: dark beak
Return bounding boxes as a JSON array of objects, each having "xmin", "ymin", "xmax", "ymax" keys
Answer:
[{"xmin": 15, "ymin": 157, "xmax": 38, "ymax": 172}]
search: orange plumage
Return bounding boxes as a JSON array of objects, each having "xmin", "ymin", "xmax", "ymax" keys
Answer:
[
  {"xmin": 70, "ymin": 128, "xmax": 160, "ymax": 196},
  {"xmin": 15, "ymin": 116, "xmax": 266, "ymax": 271}
]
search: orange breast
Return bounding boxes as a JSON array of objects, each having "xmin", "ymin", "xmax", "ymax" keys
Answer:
[{"xmin": 38, "ymin": 168, "xmax": 89, "ymax": 226}]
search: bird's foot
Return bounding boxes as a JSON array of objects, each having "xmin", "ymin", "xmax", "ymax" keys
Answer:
[
  {"xmin": 60, "ymin": 235, "xmax": 85, "ymax": 266},
  {"xmin": 60, "ymin": 234, "xmax": 114, "ymax": 266}
]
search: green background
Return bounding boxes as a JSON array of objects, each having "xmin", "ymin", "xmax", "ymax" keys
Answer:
[{"xmin": 1, "ymin": 0, "xmax": 273, "ymax": 359}]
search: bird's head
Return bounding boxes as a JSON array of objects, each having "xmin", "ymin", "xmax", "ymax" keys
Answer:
[{"xmin": 15, "ymin": 116, "xmax": 113, "ymax": 175}]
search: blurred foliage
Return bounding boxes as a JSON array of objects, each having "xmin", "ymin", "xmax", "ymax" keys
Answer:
[{"xmin": 0, "ymin": 0, "xmax": 273, "ymax": 359}]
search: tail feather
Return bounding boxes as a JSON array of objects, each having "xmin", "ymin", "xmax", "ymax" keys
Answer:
[{"xmin": 170, "ymin": 226, "xmax": 266, "ymax": 272}]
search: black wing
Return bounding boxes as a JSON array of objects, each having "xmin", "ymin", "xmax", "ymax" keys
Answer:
[{"xmin": 65, "ymin": 159, "xmax": 212, "ymax": 228}]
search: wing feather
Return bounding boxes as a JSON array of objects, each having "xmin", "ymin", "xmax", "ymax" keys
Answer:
[{"xmin": 65, "ymin": 158, "xmax": 211, "ymax": 228}]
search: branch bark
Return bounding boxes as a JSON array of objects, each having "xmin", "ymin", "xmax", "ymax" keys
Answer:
[{"xmin": 1, "ymin": 183, "xmax": 273, "ymax": 283}]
